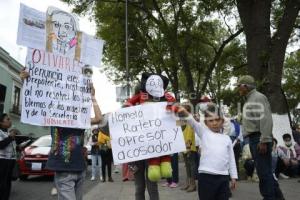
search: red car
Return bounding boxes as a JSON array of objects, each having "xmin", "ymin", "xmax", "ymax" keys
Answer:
[{"xmin": 18, "ymin": 135, "xmax": 54, "ymax": 180}]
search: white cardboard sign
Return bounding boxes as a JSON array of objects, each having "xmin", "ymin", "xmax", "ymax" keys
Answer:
[
  {"xmin": 21, "ymin": 48, "xmax": 92, "ymax": 129},
  {"xmin": 17, "ymin": 3, "xmax": 104, "ymax": 67},
  {"xmin": 108, "ymin": 102, "xmax": 186, "ymax": 164}
]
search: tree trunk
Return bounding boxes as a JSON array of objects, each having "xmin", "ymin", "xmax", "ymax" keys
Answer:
[
  {"xmin": 236, "ymin": 0, "xmax": 300, "ymax": 113},
  {"xmin": 179, "ymin": 50, "xmax": 196, "ymax": 98},
  {"xmin": 236, "ymin": 0, "xmax": 272, "ymax": 80}
]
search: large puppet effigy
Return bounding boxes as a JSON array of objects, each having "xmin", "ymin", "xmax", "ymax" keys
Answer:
[{"xmin": 123, "ymin": 73, "xmax": 175, "ymax": 181}]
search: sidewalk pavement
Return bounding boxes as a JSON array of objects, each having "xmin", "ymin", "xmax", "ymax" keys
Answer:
[{"xmin": 84, "ymin": 163, "xmax": 300, "ymax": 200}]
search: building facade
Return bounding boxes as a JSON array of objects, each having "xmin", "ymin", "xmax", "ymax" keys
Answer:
[{"xmin": 0, "ymin": 46, "xmax": 49, "ymax": 137}]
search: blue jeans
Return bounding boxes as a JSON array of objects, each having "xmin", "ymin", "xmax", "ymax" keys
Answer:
[
  {"xmin": 55, "ymin": 171, "xmax": 86, "ymax": 200},
  {"xmin": 248, "ymin": 133, "xmax": 280, "ymax": 200},
  {"xmin": 91, "ymin": 154, "xmax": 102, "ymax": 177}
]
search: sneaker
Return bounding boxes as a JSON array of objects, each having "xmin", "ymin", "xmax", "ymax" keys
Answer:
[
  {"xmin": 50, "ymin": 187, "xmax": 57, "ymax": 195},
  {"xmin": 279, "ymin": 173, "xmax": 289, "ymax": 179},
  {"xmin": 273, "ymin": 173, "xmax": 278, "ymax": 181},
  {"xmin": 91, "ymin": 176, "xmax": 95, "ymax": 181},
  {"xmin": 162, "ymin": 182, "xmax": 170, "ymax": 187},
  {"xmin": 169, "ymin": 182, "xmax": 178, "ymax": 188}
]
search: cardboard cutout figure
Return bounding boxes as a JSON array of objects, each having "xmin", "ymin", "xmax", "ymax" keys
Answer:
[{"xmin": 124, "ymin": 72, "xmax": 174, "ymax": 182}]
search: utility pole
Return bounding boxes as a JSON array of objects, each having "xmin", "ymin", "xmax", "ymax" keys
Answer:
[{"xmin": 125, "ymin": 0, "xmax": 130, "ymax": 98}]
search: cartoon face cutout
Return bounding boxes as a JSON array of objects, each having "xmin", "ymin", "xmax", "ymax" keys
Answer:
[
  {"xmin": 47, "ymin": 7, "xmax": 79, "ymax": 56},
  {"xmin": 51, "ymin": 12, "xmax": 76, "ymax": 44},
  {"xmin": 145, "ymin": 75, "xmax": 164, "ymax": 97}
]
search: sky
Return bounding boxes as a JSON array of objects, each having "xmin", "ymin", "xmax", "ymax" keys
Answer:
[{"xmin": 0, "ymin": 0, "xmax": 120, "ymax": 113}]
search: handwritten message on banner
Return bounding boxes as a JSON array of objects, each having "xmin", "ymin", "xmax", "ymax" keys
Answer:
[
  {"xmin": 108, "ymin": 102, "xmax": 186, "ymax": 164},
  {"xmin": 21, "ymin": 48, "xmax": 92, "ymax": 129}
]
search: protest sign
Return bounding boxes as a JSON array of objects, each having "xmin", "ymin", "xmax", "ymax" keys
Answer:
[
  {"xmin": 21, "ymin": 48, "xmax": 92, "ymax": 129},
  {"xmin": 17, "ymin": 3, "xmax": 46, "ymax": 50},
  {"xmin": 80, "ymin": 33, "xmax": 104, "ymax": 67},
  {"xmin": 17, "ymin": 3, "xmax": 104, "ymax": 67},
  {"xmin": 108, "ymin": 102, "xmax": 186, "ymax": 164}
]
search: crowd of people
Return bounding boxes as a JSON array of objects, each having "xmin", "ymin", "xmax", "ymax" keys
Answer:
[{"xmin": 1, "ymin": 72, "xmax": 300, "ymax": 200}]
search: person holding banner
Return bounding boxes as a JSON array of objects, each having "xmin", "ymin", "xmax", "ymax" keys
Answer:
[
  {"xmin": 123, "ymin": 73, "xmax": 176, "ymax": 200},
  {"xmin": 20, "ymin": 70, "xmax": 102, "ymax": 200},
  {"xmin": 170, "ymin": 104, "xmax": 237, "ymax": 200}
]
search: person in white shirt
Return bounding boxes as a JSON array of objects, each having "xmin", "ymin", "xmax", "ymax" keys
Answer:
[{"xmin": 172, "ymin": 104, "xmax": 237, "ymax": 200}]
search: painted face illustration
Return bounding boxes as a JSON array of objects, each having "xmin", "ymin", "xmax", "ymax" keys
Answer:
[
  {"xmin": 47, "ymin": 8, "xmax": 78, "ymax": 55},
  {"xmin": 51, "ymin": 12, "xmax": 76, "ymax": 44},
  {"xmin": 145, "ymin": 75, "xmax": 164, "ymax": 97}
]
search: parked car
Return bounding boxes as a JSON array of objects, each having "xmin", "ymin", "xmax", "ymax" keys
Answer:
[
  {"xmin": 11, "ymin": 135, "xmax": 35, "ymax": 181},
  {"xmin": 17, "ymin": 135, "xmax": 54, "ymax": 180}
]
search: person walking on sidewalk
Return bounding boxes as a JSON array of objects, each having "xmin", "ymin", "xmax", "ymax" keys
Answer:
[
  {"xmin": 98, "ymin": 131, "xmax": 114, "ymax": 182},
  {"xmin": 236, "ymin": 75, "xmax": 284, "ymax": 200},
  {"xmin": 89, "ymin": 127, "xmax": 102, "ymax": 181}
]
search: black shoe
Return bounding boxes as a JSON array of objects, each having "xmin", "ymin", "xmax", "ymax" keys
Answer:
[
  {"xmin": 108, "ymin": 177, "xmax": 114, "ymax": 182},
  {"xmin": 228, "ymin": 191, "xmax": 232, "ymax": 198}
]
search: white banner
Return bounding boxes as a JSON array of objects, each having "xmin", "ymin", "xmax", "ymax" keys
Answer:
[
  {"xmin": 21, "ymin": 48, "xmax": 92, "ymax": 129},
  {"xmin": 108, "ymin": 102, "xmax": 186, "ymax": 164}
]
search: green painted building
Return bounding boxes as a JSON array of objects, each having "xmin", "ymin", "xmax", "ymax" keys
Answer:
[{"xmin": 0, "ymin": 46, "xmax": 50, "ymax": 137}]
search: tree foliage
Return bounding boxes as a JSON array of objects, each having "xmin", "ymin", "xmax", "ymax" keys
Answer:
[
  {"xmin": 61, "ymin": 0, "xmax": 245, "ymax": 103},
  {"xmin": 283, "ymin": 50, "xmax": 300, "ymax": 109},
  {"xmin": 236, "ymin": 0, "xmax": 300, "ymax": 113},
  {"xmin": 61, "ymin": 0, "xmax": 300, "ymax": 114}
]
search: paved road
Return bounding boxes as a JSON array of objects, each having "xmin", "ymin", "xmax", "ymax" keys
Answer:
[
  {"xmin": 11, "ymin": 164, "xmax": 300, "ymax": 200},
  {"xmin": 11, "ymin": 167, "xmax": 99, "ymax": 200}
]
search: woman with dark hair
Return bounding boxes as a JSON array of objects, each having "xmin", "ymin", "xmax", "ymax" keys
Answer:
[{"xmin": 0, "ymin": 113, "xmax": 16, "ymax": 200}]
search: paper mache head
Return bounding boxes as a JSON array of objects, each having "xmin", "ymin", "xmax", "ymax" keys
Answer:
[{"xmin": 140, "ymin": 72, "xmax": 169, "ymax": 98}]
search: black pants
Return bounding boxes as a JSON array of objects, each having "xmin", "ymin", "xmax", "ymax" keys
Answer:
[
  {"xmin": 100, "ymin": 149, "xmax": 112, "ymax": 179},
  {"xmin": 233, "ymin": 143, "xmax": 242, "ymax": 177},
  {"xmin": 134, "ymin": 160, "xmax": 159, "ymax": 200},
  {"xmin": 167, "ymin": 153, "xmax": 179, "ymax": 183},
  {"xmin": 244, "ymin": 159, "xmax": 255, "ymax": 177},
  {"xmin": 198, "ymin": 173, "xmax": 230, "ymax": 200},
  {"xmin": 0, "ymin": 159, "xmax": 15, "ymax": 200}
]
